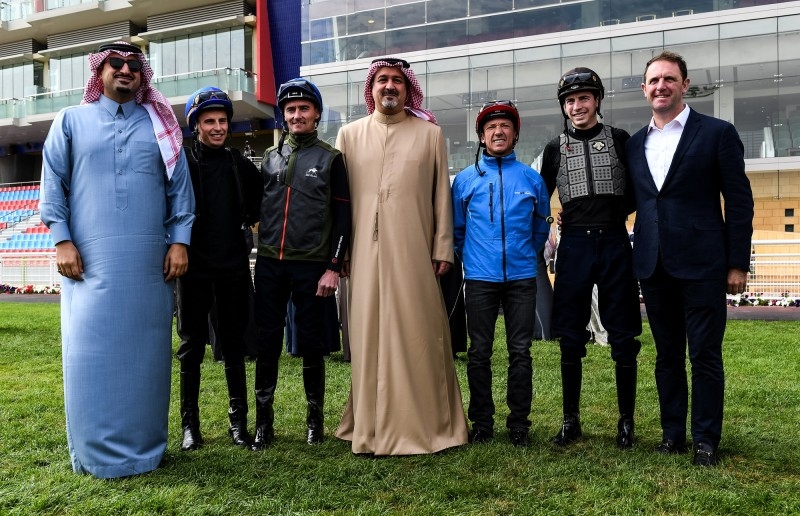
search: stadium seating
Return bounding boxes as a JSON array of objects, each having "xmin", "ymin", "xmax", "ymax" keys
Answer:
[{"xmin": 0, "ymin": 185, "xmax": 52, "ymax": 252}]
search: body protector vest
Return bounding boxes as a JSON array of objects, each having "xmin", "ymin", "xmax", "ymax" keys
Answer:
[
  {"xmin": 259, "ymin": 132, "xmax": 339, "ymax": 262},
  {"xmin": 556, "ymin": 124, "xmax": 626, "ymax": 206}
]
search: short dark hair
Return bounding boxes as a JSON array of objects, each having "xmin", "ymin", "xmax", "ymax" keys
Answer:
[{"xmin": 643, "ymin": 51, "xmax": 688, "ymax": 82}]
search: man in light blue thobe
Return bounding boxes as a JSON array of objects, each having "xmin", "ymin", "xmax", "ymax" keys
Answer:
[{"xmin": 40, "ymin": 42, "xmax": 194, "ymax": 478}]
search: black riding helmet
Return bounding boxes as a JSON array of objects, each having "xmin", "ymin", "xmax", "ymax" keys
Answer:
[
  {"xmin": 275, "ymin": 78, "xmax": 324, "ymax": 153},
  {"xmin": 557, "ymin": 67, "xmax": 605, "ymax": 130}
]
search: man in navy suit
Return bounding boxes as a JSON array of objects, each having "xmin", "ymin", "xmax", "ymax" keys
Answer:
[{"xmin": 626, "ymin": 51, "xmax": 753, "ymax": 466}]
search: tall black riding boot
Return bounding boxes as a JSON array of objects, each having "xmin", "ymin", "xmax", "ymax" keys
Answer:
[
  {"xmin": 303, "ymin": 361, "xmax": 326, "ymax": 445},
  {"xmin": 225, "ymin": 363, "xmax": 253, "ymax": 448},
  {"xmin": 552, "ymin": 360, "xmax": 583, "ymax": 446},
  {"xmin": 615, "ymin": 363, "xmax": 637, "ymax": 449},
  {"xmin": 251, "ymin": 357, "xmax": 278, "ymax": 450},
  {"xmin": 180, "ymin": 370, "xmax": 203, "ymax": 451}
]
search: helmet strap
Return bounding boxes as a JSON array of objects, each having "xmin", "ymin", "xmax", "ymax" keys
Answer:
[
  {"xmin": 277, "ymin": 128, "xmax": 288, "ymax": 156},
  {"xmin": 474, "ymin": 145, "xmax": 484, "ymax": 176},
  {"xmin": 191, "ymin": 137, "xmax": 204, "ymax": 163}
]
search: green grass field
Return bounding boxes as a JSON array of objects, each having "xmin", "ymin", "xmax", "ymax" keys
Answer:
[{"xmin": 1, "ymin": 302, "xmax": 798, "ymax": 515}]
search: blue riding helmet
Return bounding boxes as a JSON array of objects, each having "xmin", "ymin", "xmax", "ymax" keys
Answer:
[{"xmin": 185, "ymin": 86, "xmax": 234, "ymax": 129}]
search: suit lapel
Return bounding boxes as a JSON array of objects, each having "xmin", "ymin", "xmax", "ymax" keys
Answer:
[
  {"xmin": 661, "ymin": 108, "xmax": 701, "ymax": 191},
  {"xmin": 633, "ymin": 129, "xmax": 659, "ymax": 194}
]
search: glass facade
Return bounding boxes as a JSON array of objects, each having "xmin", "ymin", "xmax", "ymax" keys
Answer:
[
  {"xmin": 15, "ymin": 28, "xmax": 256, "ymax": 120},
  {"xmin": 0, "ymin": 0, "xmax": 104, "ymax": 21},
  {"xmin": 149, "ymin": 27, "xmax": 253, "ymax": 79},
  {"xmin": 301, "ymin": 0, "xmax": 797, "ymax": 65},
  {"xmin": 303, "ymin": 3, "xmax": 800, "ymax": 233},
  {"xmin": 0, "ymin": 62, "xmax": 43, "ymax": 100},
  {"xmin": 48, "ymin": 53, "xmax": 91, "ymax": 94},
  {"xmin": 305, "ymin": 12, "xmax": 800, "ymax": 165}
]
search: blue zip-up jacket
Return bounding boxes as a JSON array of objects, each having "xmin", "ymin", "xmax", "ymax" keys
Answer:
[{"xmin": 452, "ymin": 150, "xmax": 551, "ymax": 283}]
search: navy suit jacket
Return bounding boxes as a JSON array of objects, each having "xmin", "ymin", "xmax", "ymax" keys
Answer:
[{"xmin": 626, "ymin": 108, "xmax": 753, "ymax": 281}]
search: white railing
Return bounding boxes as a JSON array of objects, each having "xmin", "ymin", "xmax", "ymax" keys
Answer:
[
  {"xmin": 748, "ymin": 240, "xmax": 800, "ymax": 299},
  {"xmin": 3, "ymin": 241, "xmax": 800, "ymax": 299},
  {"xmin": 0, "ymin": 252, "xmax": 59, "ymax": 288}
]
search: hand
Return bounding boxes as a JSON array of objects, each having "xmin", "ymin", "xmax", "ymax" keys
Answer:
[
  {"xmin": 433, "ymin": 260, "xmax": 451, "ymax": 277},
  {"xmin": 317, "ymin": 269, "xmax": 339, "ymax": 297},
  {"xmin": 163, "ymin": 243, "xmax": 188, "ymax": 281},
  {"xmin": 556, "ymin": 209, "xmax": 563, "ymax": 229},
  {"xmin": 727, "ymin": 267, "xmax": 748, "ymax": 295},
  {"xmin": 56, "ymin": 240, "xmax": 84, "ymax": 281}
]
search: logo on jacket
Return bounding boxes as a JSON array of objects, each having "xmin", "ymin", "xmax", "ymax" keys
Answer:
[
  {"xmin": 306, "ymin": 167, "xmax": 318, "ymax": 178},
  {"xmin": 591, "ymin": 141, "xmax": 606, "ymax": 151}
]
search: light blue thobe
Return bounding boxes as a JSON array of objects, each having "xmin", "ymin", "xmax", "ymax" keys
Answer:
[{"xmin": 40, "ymin": 95, "xmax": 194, "ymax": 478}]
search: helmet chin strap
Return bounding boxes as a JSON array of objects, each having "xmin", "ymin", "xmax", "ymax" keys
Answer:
[{"xmin": 561, "ymin": 94, "xmax": 603, "ymax": 132}]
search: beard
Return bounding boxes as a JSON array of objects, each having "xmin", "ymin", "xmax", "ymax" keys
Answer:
[
  {"xmin": 381, "ymin": 97, "xmax": 399, "ymax": 110},
  {"xmin": 114, "ymin": 76, "xmax": 135, "ymax": 95}
]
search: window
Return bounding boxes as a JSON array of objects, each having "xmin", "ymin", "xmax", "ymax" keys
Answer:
[
  {"xmin": 786, "ymin": 208, "xmax": 795, "ymax": 217},
  {"xmin": 786, "ymin": 224, "xmax": 795, "ymax": 232},
  {"xmin": 46, "ymin": 54, "xmax": 91, "ymax": 93},
  {"xmin": 151, "ymin": 27, "xmax": 253, "ymax": 79}
]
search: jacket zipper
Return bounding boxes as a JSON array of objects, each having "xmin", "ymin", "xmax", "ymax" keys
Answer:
[
  {"xmin": 583, "ymin": 139, "xmax": 594, "ymax": 196},
  {"xmin": 279, "ymin": 151, "xmax": 293, "ymax": 259},
  {"xmin": 489, "ymin": 182, "xmax": 494, "ymax": 223},
  {"xmin": 279, "ymin": 188, "xmax": 291, "ymax": 259},
  {"xmin": 498, "ymin": 158, "xmax": 507, "ymax": 282}
]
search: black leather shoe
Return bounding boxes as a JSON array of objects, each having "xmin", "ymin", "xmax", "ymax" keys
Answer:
[
  {"xmin": 229, "ymin": 423, "xmax": 253, "ymax": 448},
  {"xmin": 551, "ymin": 413, "xmax": 582, "ymax": 446},
  {"xmin": 306, "ymin": 401, "xmax": 325, "ymax": 445},
  {"xmin": 251, "ymin": 425, "xmax": 275, "ymax": 451},
  {"xmin": 654, "ymin": 439, "xmax": 690, "ymax": 454},
  {"xmin": 692, "ymin": 442, "xmax": 719, "ymax": 466},
  {"xmin": 509, "ymin": 429, "xmax": 530, "ymax": 447},
  {"xmin": 228, "ymin": 399, "xmax": 252, "ymax": 448},
  {"xmin": 181, "ymin": 425, "xmax": 203, "ymax": 451},
  {"xmin": 616, "ymin": 417, "xmax": 635, "ymax": 450},
  {"xmin": 469, "ymin": 428, "xmax": 493, "ymax": 444}
]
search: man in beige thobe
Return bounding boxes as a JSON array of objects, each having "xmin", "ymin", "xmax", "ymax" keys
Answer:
[{"xmin": 335, "ymin": 57, "xmax": 468, "ymax": 455}]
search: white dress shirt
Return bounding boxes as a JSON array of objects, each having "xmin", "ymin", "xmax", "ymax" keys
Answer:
[{"xmin": 644, "ymin": 104, "xmax": 691, "ymax": 191}]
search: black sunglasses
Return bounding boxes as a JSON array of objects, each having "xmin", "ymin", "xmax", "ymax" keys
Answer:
[
  {"xmin": 372, "ymin": 57, "xmax": 410, "ymax": 68},
  {"xmin": 481, "ymin": 100, "xmax": 516, "ymax": 110},
  {"xmin": 559, "ymin": 72, "xmax": 594, "ymax": 88},
  {"xmin": 106, "ymin": 57, "xmax": 142, "ymax": 73}
]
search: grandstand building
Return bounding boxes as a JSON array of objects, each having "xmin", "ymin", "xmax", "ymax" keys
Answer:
[
  {"xmin": 300, "ymin": 0, "xmax": 800, "ymax": 236},
  {"xmin": 0, "ymin": 0, "xmax": 292, "ymax": 257},
  {"xmin": 0, "ymin": 0, "xmax": 291, "ymax": 186},
  {"xmin": 0, "ymin": 0, "xmax": 799, "ymax": 247}
]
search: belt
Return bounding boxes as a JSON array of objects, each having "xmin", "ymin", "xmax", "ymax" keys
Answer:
[{"xmin": 562, "ymin": 225, "xmax": 626, "ymax": 236}]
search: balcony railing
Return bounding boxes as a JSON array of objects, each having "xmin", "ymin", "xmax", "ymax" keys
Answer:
[
  {"xmin": 23, "ymin": 87, "xmax": 84, "ymax": 116},
  {"xmin": 0, "ymin": 0, "xmax": 106, "ymax": 22},
  {"xmin": 4, "ymin": 67, "xmax": 256, "ymax": 119},
  {"xmin": 152, "ymin": 67, "xmax": 257, "ymax": 97}
]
